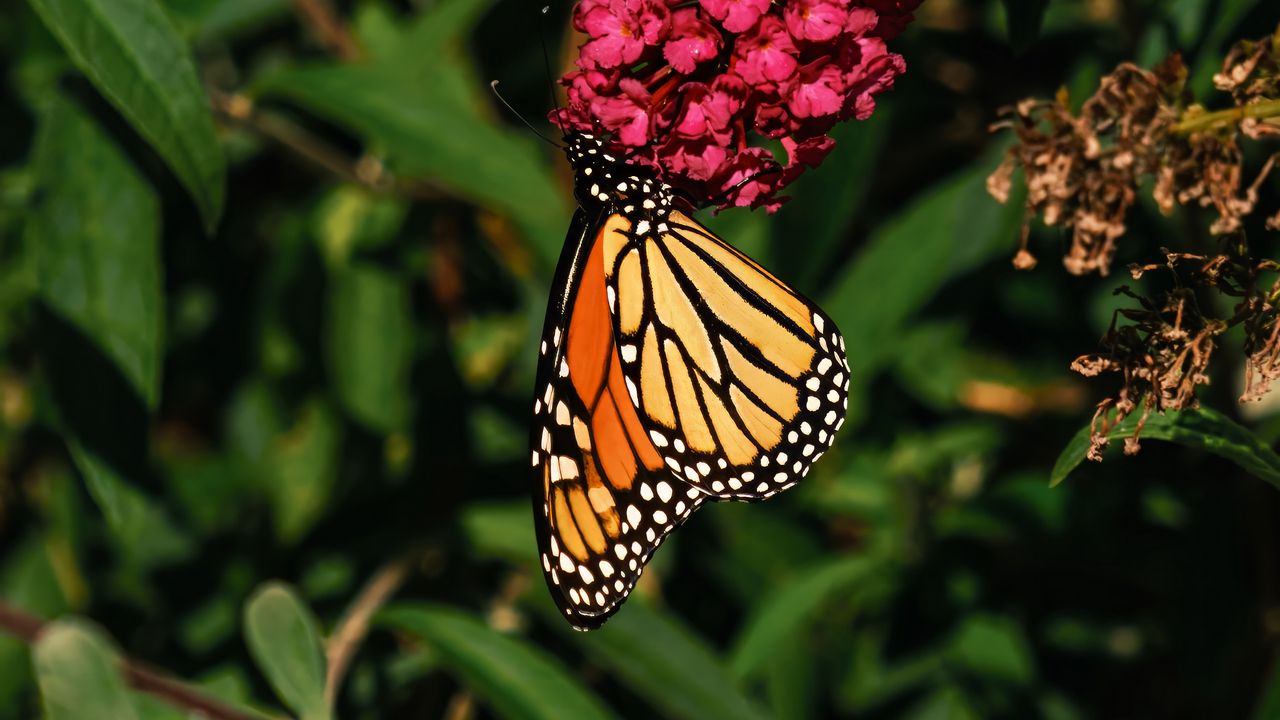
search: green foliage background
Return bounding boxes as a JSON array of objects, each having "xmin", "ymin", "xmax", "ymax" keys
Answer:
[{"xmin": 1, "ymin": 0, "xmax": 1279, "ymax": 717}]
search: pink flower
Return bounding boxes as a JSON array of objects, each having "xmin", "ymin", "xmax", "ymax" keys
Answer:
[
  {"xmin": 784, "ymin": 0, "xmax": 848, "ymax": 42},
  {"xmin": 752, "ymin": 93, "xmax": 799, "ymax": 138},
  {"xmin": 733, "ymin": 17, "xmax": 798, "ymax": 85},
  {"xmin": 672, "ymin": 75, "xmax": 746, "ymax": 144},
  {"xmin": 786, "ymin": 60, "xmax": 846, "ymax": 118},
  {"xmin": 581, "ymin": 0, "xmax": 670, "ymax": 69},
  {"xmin": 840, "ymin": 38, "xmax": 905, "ymax": 120},
  {"xmin": 777, "ymin": 135, "xmax": 837, "ymax": 184},
  {"xmin": 715, "ymin": 147, "xmax": 784, "ymax": 211},
  {"xmin": 699, "ymin": 0, "xmax": 771, "ymax": 33},
  {"xmin": 551, "ymin": 0, "xmax": 916, "ymax": 210},
  {"xmin": 844, "ymin": 7, "xmax": 879, "ymax": 36},
  {"xmin": 591, "ymin": 78, "xmax": 654, "ymax": 145},
  {"xmin": 663, "ymin": 9, "xmax": 723, "ymax": 74},
  {"xmin": 855, "ymin": 0, "xmax": 922, "ymax": 40},
  {"xmin": 660, "ymin": 138, "xmax": 731, "ymax": 181}
]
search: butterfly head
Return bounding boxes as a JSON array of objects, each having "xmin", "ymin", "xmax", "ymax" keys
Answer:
[{"xmin": 564, "ymin": 133, "xmax": 668, "ymax": 216}]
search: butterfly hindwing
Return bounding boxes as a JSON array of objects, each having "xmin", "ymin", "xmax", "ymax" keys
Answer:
[{"xmin": 531, "ymin": 209, "xmax": 707, "ymax": 630}]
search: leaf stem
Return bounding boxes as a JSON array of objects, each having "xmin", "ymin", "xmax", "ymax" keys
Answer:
[
  {"xmin": 0, "ymin": 602, "xmax": 263, "ymax": 720},
  {"xmin": 289, "ymin": 0, "xmax": 362, "ymax": 62},
  {"xmin": 1170, "ymin": 98, "xmax": 1280, "ymax": 134},
  {"xmin": 324, "ymin": 555, "xmax": 413, "ymax": 705},
  {"xmin": 210, "ymin": 91, "xmax": 445, "ymax": 201}
]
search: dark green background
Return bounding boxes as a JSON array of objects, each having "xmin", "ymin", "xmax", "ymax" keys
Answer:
[{"xmin": 1, "ymin": 0, "xmax": 1278, "ymax": 718}]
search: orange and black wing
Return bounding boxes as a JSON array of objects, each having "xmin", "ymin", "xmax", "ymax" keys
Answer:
[
  {"xmin": 600, "ymin": 210, "xmax": 850, "ymax": 500},
  {"xmin": 531, "ymin": 209, "xmax": 706, "ymax": 630}
]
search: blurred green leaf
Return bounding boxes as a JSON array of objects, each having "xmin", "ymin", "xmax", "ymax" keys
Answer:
[
  {"xmin": 129, "ymin": 692, "xmax": 197, "ymax": 720},
  {"xmin": 1168, "ymin": 0, "xmax": 1209, "ymax": 46},
  {"xmin": 452, "ymin": 313, "xmax": 526, "ymax": 389},
  {"xmin": 1051, "ymin": 406, "xmax": 1280, "ymax": 489},
  {"xmin": 1251, "ymin": 649, "xmax": 1280, "ymax": 720},
  {"xmin": 561, "ymin": 599, "xmax": 771, "ymax": 720},
  {"xmin": 731, "ymin": 555, "xmax": 879, "ymax": 680},
  {"xmin": 244, "ymin": 582, "xmax": 331, "ymax": 720},
  {"xmin": 905, "ymin": 685, "xmax": 980, "ymax": 720},
  {"xmin": 253, "ymin": 0, "xmax": 568, "ymax": 267},
  {"xmin": 312, "ymin": 186, "xmax": 407, "ymax": 268},
  {"xmin": 165, "ymin": 0, "xmax": 290, "ymax": 44},
  {"xmin": 469, "ymin": 406, "xmax": 525, "ymax": 463},
  {"xmin": 842, "ymin": 631, "xmax": 946, "ymax": 711},
  {"xmin": 68, "ymin": 442, "xmax": 194, "ymax": 571},
  {"xmin": 709, "ymin": 504, "xmax": 822, "ymax": 603},
  {"xmin": 262, "ymin": 401, "xmax": 342, "ymax": 543},
  {"xmin": 1189, "ymin": 0, "xmax": 1265, "ymax": 96},
  {"xmin": 824, "ymin": 155, "xmax": 1023, "ymax": 427},
  {"xmin": 33, "ymin": 619, "xmax": 139, "ymax": 720},
  {"xmin": 26, "ymin": 0, "xmax": 225, "ymax": 230},
  {"xmin": 763, "ymin": 637, "xmax": 815, "ymax": 720},
  {"xmin": 27, "ymin": 92, "xmax": 162, "ymax": 407},
  {"xmin": 947, "ymin": 614, "xmax": 1035, "ymax": 685},
  {"xmin": 0, "ymin": 536, "xmax": 70, "ymax": 715},
  {"xmin": 327, "ymin": 265, "xmax": 411, "ymax": 432},
  {"xmin": 378, "ymin": 604, "xmax": 616, "ymax": 720},
  {"xmin": 1000, "ymin": 0, "xmax": 1049, "ymax": 52},
  {"xmin": 780, "ymin": 108, "xmax": 890, "ymax": 287},
  {"xmin": 461, "ymin": 502, "xmax": 536, "ymax": 564},
  {"xmin": 893, "ymin": 321, "xmax": 975, "ymax": 410}
]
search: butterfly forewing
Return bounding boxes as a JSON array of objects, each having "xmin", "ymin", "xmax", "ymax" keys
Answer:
[
  {"xmin": 601, "ymin": 209, "xmax": 851, "ymax": 501},
  {"xmin": 531, "ymin": 210, "xmax": 707, "ymax": 630}
]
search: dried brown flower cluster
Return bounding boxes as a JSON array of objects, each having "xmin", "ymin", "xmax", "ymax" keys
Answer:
[{"xmin": 989, "ymin": 27, "xmax": 1280, "ymax": 459}]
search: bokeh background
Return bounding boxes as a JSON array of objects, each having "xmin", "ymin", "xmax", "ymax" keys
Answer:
[{"xmin": 1, "ymin": 0, "xmax": 1279, "ymax": 718}]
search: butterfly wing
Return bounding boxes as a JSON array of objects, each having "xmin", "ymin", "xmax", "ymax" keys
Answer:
[
  {"xmin": 599, "ymin": 209, "xmax": 850, "ymax": 501},
  {"xmin": 531, "ymin": 209, "xmax": 707, "ymax": 630}
]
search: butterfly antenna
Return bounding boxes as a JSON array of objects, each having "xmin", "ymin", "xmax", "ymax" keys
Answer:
[
  {"xmin": 538, "ymin": 5, "xmax": 570, "ymax": 138},
  {"xmin": 490, "ymin": 80, "xmax": 562, "ymax": 148}
]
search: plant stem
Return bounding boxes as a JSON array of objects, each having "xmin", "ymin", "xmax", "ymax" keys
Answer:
[
  {"xmin": 289, "ymin": 0, "xmax": 362, "ymax": 62},
  {"xmin": 0, "ymin": 602, "xmax": 262, "ymax": 720},
  {"xmin": 209, "ymin": 91, "xmax": 445, "ymax": 201},
  {"xmin": 324, "ymin": 555, "xmax": 413, "ymax": 705},
  {"xmin": 1170, "ymin": 98, "xmax": 1280, "ymax": 134}
]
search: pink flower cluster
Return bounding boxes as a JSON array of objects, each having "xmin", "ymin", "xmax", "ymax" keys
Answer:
[{"xmin": 552, "ymin": 0, "xmax": 921, "ymax": 210}]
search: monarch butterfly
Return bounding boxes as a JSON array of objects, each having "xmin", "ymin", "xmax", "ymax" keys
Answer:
[{"xmin": 532, "ymin": 132, "xmax": 850, "ymax": 629}]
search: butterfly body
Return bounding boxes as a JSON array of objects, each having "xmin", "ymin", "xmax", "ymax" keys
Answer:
[{"xmin": 532, "ymin": 133, "xmax": 850, "ymax": 630}]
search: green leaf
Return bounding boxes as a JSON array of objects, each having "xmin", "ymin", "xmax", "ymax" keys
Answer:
[
  {"xmin": 0, "ymin": 535, "xmax": 71, "ymax": 714},
  {"xmin": 326, "ymin": 265, "xmax": 412, "ymax": 432},
  {"xmin": 254, "ymin": 59, "xmax": 565, "ymax": 269},
  {"xmin": 311, "ymin": 186, "xmax": 407, "ymax": 268},
  {"xmin": 262, "ymin": 400, "xmax": 342, "ymax": 543},
  {"xmin": 946, "ymin": 614, "xmax": 1035, "ymax": 685},
  {"xmin": 68, "ymin": 442, "xmax": 194, "ymax": 571},
  {"xmin": 378, "ymin": 604, "xmax": 616, "ymax": 720},
  {"xmin": 778, "ymin": 109, "xmax": 890, "ymax": 287},
  {"xmin": 26, "ymin": 0, "xmax": 225, "ymax": 230},
  {"xmin": 1000, "ymin": 0, "xmax": 1049, "ymax": 53},
  {"xmin": 730, "ymin": 556, "xmax": 879, "ymax": 680},
  {"xmin": 1251, "ymin": 642, "xmax": 1280, "ymax": 720},
  {"xmin": 165, "ymin": 0, "xmax": 291, "ymax": 44},
  {"xmin": 559, "ymin": 600, "xmax": 771, "ymax": 720},
  {"xmin": 243, "ymin": 582, "xmax": 331, "ymax": 720},
  {"xmin": 904, "ymin": 685, "xmax": 980, "ymax": 720},
  {"xmin": 1188, "ymin": 0, "xmax": 1265, "ymax": 97},
  {"xmin": 823, "ymin": 155, "xmax": 1024, "ymax": 428},
  {"xmin": 1050, "ymin": 406, "xmax": 1280, "ymax": 489},
  {"xmin": 461, "ymin": 502, "xmax": 537, "ymax": 565},
  {"xmin": 27, "ymin": 92, "xmax": 162, "ymax": 407},
  {"xmin": 33, "ymin": 619, "xmax": 139, "ymax": 720}
]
